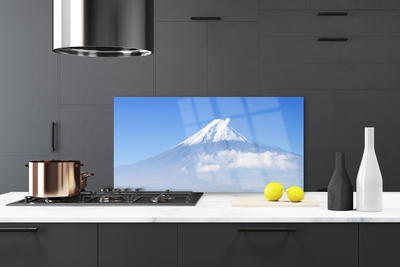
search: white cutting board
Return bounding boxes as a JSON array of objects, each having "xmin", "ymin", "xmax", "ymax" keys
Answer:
[{"xmin": 230, "ymin": 197, "xmax": 320, "ymax": 207}]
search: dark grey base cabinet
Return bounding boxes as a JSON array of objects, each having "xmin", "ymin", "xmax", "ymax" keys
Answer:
[
  {"xmin": 0, "ymin": 223, "xmax": 97, "ymax": 267},
  {"xmin": 2, "ymin": 222, "xmax": 399, "ymax": 266},
  {"xmin": 178, "ymin": 223, "xmax": 358, "ymax": 267},
  {"xmin": 360, "ymin": 223, "xmax": 400, "ymax": 267},
  {"xmin": 99, "ymin": 224, "xmax": 177, "ymax": 267}
]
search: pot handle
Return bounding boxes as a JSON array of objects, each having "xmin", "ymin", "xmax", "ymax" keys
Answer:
[
  {"xmin": 80, "ymin": 172, "xmax": 94, "ymax": 193},
  {"xmin": 81, "ymin": 172, "xmax": 94, "ymax": 179}
]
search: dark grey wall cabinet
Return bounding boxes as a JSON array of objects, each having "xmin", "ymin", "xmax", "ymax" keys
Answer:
[
  {"xmin": 178, "ymin": 223, "xmax": 358, "ymax": 267},
  {"xmin": 155, "ymin": 0, "xmax": 259, "ymax": 97},
  {"xmin": 58, "ymin": 52, "xmax": 154, "ymax": 191},
  {"xmin": 260, "ymin": 0, "xmax": 357, "ymax": 10},
  {"xmin": 260, "ymin": 0, "xmax": 400, "ymax": 191},
  {"xmin": 99, "ymin": 224, "xmax": 177, "ymax": 267},
  {"xmin": 260, "ymin": 0, "xmax": 311, "ymax": 10},
  {"xmin": 357, "ymin": 0, "xmax": 400, "ymax": 10},
  {"xmin": 2, "ymin": 0, "xmax": 400, "ymax": 192},
  {"xmin": 0, "ymin": 223, "xmax": 97, "ymax": 267},
  {"xmin": 311, "ymin": 0, "xmax": 356, "ymax": 10},
  {"xmin": 0, "ymin": 0, "xmax": 57, "ymax": 155},
  {"xmin": 260, "ymin": 37, "xmax": 400, "ymax": 63},
  {"xmin": 155, "ymin": 22, "xmax": 207, "ymax": 96},
  {"xmin": 60, "ymin": 105, "xmax": 114, "ymax": 190},
  {"xmin": 207, "ymin": 22, "xmax": 258, "ymax": 96},
  {"xmin": 260, "ymin": 64, "xmax": 400, "ymax": 90},
  {"xmin": 260, "ymin": 11, "xmax": 400, "ymax": 37},
  {"xmin": 0, "ymin": 0, "xmax": 57, "ymax": 193},
  {"xmin": 60, "ymin": 57, "xmax": 154, "ymax": 105},
  {"xmin": 156, "ymin": 0, "xmax": 259, "ymax": 21}
]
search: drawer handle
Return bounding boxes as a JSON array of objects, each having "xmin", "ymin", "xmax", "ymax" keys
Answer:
[
  {"xmin": 191, "ymin": 17, "xmax": 221, "ymax": 20},
  {"xmin": 318, "ymin": 12, "xmax": 348, "ymax": 16},
  {"xmin": 0, "ymin": 228, "xmax": 38, "ymax": 232},
  {"xmin": 237, "ymin": 228, "xmax": 296, "ymax": 232},
  {"xmin": 318, "ymin": 38, "xmax": 348, "ymax": 42}
]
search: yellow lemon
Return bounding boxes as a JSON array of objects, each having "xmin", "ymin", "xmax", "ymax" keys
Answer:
[
  {"xmin": 286, "ymin": 186, "xmax": 305, "ymax": 202},
  {"xmin": 264, "ymin": 182, "xmax": 284, "ymax": 201}
]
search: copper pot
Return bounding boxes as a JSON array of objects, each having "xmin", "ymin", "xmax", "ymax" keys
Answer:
[{"xmin": 26, "ymin": 160, "xmax": 93, "ymax": 198}]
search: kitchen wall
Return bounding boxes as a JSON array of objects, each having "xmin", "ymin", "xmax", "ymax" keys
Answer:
[{"xmin": 1, "ymin": 0, "xmax": 400, "ymax": 193}]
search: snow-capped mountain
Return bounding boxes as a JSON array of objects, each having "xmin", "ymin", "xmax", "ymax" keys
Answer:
[
  {"xmin": 114, "ymin": 118, "xmax": 303, "ymax": 192},
  {"xmin": 177, "ymin": 118, "xmax": 251, "ymax": 146}
]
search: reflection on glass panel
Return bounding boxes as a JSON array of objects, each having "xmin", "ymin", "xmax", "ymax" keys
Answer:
[
  {"xmin": 193, "ymin": 97, "xmax": 214, "ymax": 122},
  {"xmin": 246, "ymin": 97, "xmax": 280, "ymax": 113},
  {"xmin": 217, "ymin": 97, "xmax": 245, "ymax": 118},
  {"xmin": 178, "ymin": 97, "xmax": 196, "ymax": 125},
  {"xmin": 251, "ymin": 112, "xmax": 290, "ymax": 152}
]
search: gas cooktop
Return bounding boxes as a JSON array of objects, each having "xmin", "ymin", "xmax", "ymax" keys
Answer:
[{"xmin": 6, "ymin": 189, "xmax": 203, "ymax": 206}]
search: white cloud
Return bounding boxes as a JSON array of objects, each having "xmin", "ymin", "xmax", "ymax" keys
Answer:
[
  {"xmin": 180, "ymin": 167, "xmax": 188, "ymax": 173},
  {"xmin": 196, "ymin": 150, "xmax": 298, "ymax": 172},
  {"xmin": 198, "ymin": 153, "xmax": 216, "ymax": 164},
  {"xmin": 196, "ymin": 164, "xmax": 221, "ymax": 172}
]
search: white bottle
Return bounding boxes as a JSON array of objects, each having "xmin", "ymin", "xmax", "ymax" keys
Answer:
[{"xmin": 356, "ymin": 127, "xmax": 383, "ymax": 212}]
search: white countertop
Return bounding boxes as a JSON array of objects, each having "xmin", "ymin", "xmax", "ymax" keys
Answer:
[{"xmin": 1, "ymin": 192, "xmax": 400, "ymax": 223}]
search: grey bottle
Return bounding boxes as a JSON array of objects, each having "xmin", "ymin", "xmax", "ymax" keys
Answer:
[{"xmin": 328, "ymin": 152, "xmax": 354, "ymax": 211}]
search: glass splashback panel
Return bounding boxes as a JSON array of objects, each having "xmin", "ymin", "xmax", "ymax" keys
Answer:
[{"xmin": 114, "ymin": 97, "xmax": 304, "ymax": 192}]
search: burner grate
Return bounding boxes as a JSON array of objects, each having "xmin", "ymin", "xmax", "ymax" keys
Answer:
[{"xmin": 7, "ymin": 189, "xmax": 203, "ymax": 206}]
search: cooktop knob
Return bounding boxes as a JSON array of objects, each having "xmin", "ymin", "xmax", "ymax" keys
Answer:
[{"xmin": 101, "ymin": 188, "xmax": 112, "ymax": 192}]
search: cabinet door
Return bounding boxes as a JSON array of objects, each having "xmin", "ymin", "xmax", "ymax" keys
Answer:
[
  {"xmin": 60, "ymin": 105, "xmax": 113, "ymax": 190},
  {"xmin": 208, "ymin": 22, "xmax": 258, "ymax": 96},
  {"xmin": 311, "ymin": 0, "xmax": 355, "ymax": 10},
  {"xmin": 99, "ymin": 224, "xmax": 177, "ymax": 267},
  {"xmin": 178, "ymin": 223, "xmax": 358, "ymax": 267},
  {"xmin": 260, "ymin": 0, "xmax": 310, "ymax": 10},
  {"xmin": 360, "ymin": 223, "xmax": 400, "ymax": 267},
  {"xmin": 156, "ymin": 0, "xmax": 258, "ymax": 21},
  {"xmin": 60, "ymin": 56, "xmax": 154, "ymax": 105},
  {"xmin": 0, "ymin": 223, "xmax": 97, "ymax": 267},
  {"xmin": 155, "ymin": 22, "xmax": 207, "ymax": 96},
  {"xmin": 260, "ymin": 63, "xmax": 400, "ymax": 90},
  {"xmin": 357, "ymin": 0, "xmax": 400, "ymax": 10},
  {"xmin": 260, "ymin": 37, "xmax": 400, "ymax": 63},
  {"xmin": 0, "ymin": 0, "xmax": 57, "ymax": 156},
  {"xmin": 260, "ymin": 11, "xmax": 400, "ymax": 37}
]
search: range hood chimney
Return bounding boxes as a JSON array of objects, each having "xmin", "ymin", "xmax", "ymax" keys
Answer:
[{"xmin": 53, "ymin": 0, "xmax": 154, "ymax": 57}]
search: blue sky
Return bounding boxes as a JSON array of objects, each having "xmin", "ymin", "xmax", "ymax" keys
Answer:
[{"xmin": 114, "ymin": 97, "xmax": 303, "ymax": 167}]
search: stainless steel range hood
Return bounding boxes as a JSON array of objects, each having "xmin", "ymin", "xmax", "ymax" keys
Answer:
[{"xmin": 53, "ymin": 0, "xmax": 154, "ymax": 57}]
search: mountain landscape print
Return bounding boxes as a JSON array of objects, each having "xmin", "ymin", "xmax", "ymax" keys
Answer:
[{"xmin": 114, "ymin": 97, "xmax": 304, "ymax": 192}]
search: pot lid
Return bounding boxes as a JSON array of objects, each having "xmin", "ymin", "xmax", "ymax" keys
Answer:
[{"xmin": 28, "ymin": 160, "xmax": 81, "ymax": 163}]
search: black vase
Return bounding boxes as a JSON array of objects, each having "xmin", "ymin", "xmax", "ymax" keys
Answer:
[{"xmin": 328, "ymin": 152, "xmax": 354, "ymax": 211}]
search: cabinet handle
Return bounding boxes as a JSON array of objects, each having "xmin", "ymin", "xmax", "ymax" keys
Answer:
[
  {"xmin": 52, "ymin": 122, "xmax": 56, "ymax": 152},
  {"xmin": 0, "ymin": 228, "xmax": 38, "ymax": 232},
  {"xmin": 191, "ymin": 17, "xmax": 221, "ymax": 20},
  {"xmin": 237, "ymin": 228, "xmax": 296, "ymax": 232},
  {"xmin": 318, "ymin": 12, "xmax": 348, "ymax": 16},
  {"xmin": 318, "ymin": 38, "xmax": 348, "ymax": 42}
]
